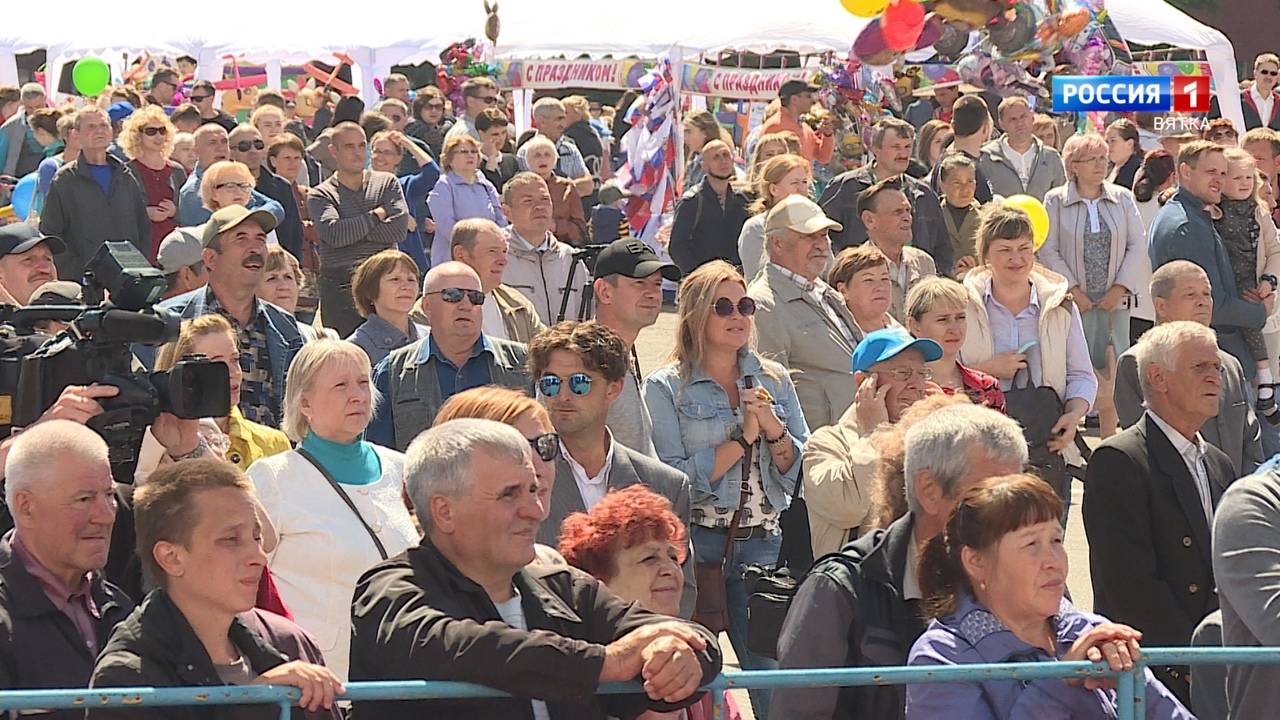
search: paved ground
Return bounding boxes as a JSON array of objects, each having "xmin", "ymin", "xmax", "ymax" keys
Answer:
[{"xmin": 633, "ymin": 310, "xmax": 1096, "ymax": 718}]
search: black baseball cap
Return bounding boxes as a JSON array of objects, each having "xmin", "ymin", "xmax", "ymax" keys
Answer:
[
  {"xmin": 592, "ymin": 239, "xmax": 681, "ymax": 282},
  {"xmin": 779, "ymin": 79, "xmax": 821, "ymax": 102},
  {"xmin": 0, "ymin": 224, "xmax": 65, "ymax": 258}
]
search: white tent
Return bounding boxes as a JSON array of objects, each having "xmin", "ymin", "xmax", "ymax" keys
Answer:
[{"xmin": 0, "ymin": 0, "xmax": 1243, "ymax": 128}]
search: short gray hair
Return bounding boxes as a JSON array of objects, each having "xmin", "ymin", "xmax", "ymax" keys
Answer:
[
  {"xmin": 902, "ymin": 404, "xmax": 1028, "ymax": 514},
  {"xmin": 404, "ymin": 418, "xmax": 532, "ymax": 531},
  {"xmin": 19, "ymin": 83, "xmax": 45, "ymax": 102},
  {"xmin": 1149, "ymin": 260, "xmax": 1208, "ymax": 302},
  {"xmin": 280, "ymin": 339, "xmax": 380, "ymax": 442},
  {"xmin": 5, "ymin": 420, "xmax": 108, "ymax": 508},
  {"xmin": 532, "ymin": 97, "xmax": 565, "ymax": 119},
  {"xmin": 1135, "ymin": 321, "xmax": 1218, "ymax": 397}
]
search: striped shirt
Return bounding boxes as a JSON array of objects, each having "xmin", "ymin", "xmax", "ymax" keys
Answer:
[{"xmin": 306, "ymin": 170, "xmax": 409, "ymax": 278}]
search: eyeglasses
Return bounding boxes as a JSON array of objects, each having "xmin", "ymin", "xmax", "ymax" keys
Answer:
[
  {"xmin": 142, "ymin": 126, "xmax": 168, "ymax": 137},
  {"xmin": 452, "ymin": 148, "xmax": 480, "ymax": 156},
  {"xmin": 426, "ymin": 102, "xmax": 445, "ymax": 110},
  {"xmin": 428, "ymin": 287, "xmax": 485, "ymax": 305},
  {"xmin": 527, "ymin": 432, "xmax": 560, "ymax": 462},
  {"xmin": 189, "ymin": 94, "xmax": 211, "ymax": 102},
  {"xmin": 876, "ymin": 366, "xmax": 935, "ymax": 382},
  {"xmin": 214, "ymin": 181, "xmax": 253, "ymax": 192},
  {"xmin": 470, "ymin": 95, "xmax": 499, "ymax": 105},
  {"xmin": 713, "ymin": 297, "xmax": 757, "ymax": 317},
  {"xmin": 234, "ymin": 139, "xmax": 266, "ymax": 152},
  {"xmin": 1072, "ymin": 156, "xmax": 1109, "ymax": 165},
  {"xmin": 539, "ymin": 373, "xmax": 593, "ymax": 397}
]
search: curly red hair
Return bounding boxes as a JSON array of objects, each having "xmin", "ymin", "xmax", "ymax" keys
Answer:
[{"xmin": 557, "ymin": 485, "xmax": 688, "ymax": 581}]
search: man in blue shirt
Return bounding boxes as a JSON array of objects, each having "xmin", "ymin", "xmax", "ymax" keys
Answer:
[
  {"xmin": 177, "ymin": 123, "xmax": 284, "ymax": 227},
  {"xmin": 369, "ymin": 261, "xmax": 529, "ymax": 451}
]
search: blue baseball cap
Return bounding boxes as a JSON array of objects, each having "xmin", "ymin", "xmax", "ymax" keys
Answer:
[
  {"xmin": 107, "ymin": 101, "xmax": 135, "ymax": 124},
  {"xmin": 852, "ymin": 327, "xmax": 943, "ymax": 372}
]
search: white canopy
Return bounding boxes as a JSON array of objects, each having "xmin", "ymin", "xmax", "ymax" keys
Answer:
[{"xmin": 0, "ymin": 0, "xmax": 1242, "ymax": 127}]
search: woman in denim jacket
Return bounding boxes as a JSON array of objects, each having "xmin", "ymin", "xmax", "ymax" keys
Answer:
[{"xmin": 643, "ymin": 260, "xmax": 810, "ymax": 719}]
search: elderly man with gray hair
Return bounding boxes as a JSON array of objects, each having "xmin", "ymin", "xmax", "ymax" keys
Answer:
[
  {"xmin": 1084, "ymin": 320, "xmax": 1235, "ymax": 705},
  {"xmin": 0, "ymin": 420, "xmax": 135, "ymax": 718},
  {"xmin": 516, "ymin": 96, "xmax": 594, "ymax": 197},
  {"xmin": 1114, "ymin": 259, "xmax": 1262, "ymax": 476},
  {"xmin": 349, "ymin": 418, "xmax": 722, "ymax": 720},
  {"xmin": 772, "ymin": 402, "xmax": 1027, "ymax": 720}
]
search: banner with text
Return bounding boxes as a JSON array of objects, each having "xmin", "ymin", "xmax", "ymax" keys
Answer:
[
  {"xmin": 680, "ymin": 63, "xmax": 814, "ymax": 101},
  {"xmin": 496, "ymin": 59, "xmax": 649, "ymax": 90}
]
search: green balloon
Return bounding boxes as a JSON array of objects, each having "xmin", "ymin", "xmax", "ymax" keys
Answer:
[{"xmin": 72, "ymin": 57, "xmax": 111, "ymax": 97}]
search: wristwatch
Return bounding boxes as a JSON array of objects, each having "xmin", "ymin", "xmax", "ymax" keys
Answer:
[{"xmin": 728, "ymin": 425, "xmax": 752, "ymax": 453}]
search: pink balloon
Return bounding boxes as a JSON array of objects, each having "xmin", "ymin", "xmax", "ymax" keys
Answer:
[{"xmin": 882, "ymin": 0, "xmax": 926, "ymax": 52}]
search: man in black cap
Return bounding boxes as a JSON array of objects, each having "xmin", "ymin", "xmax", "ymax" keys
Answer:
[
  {"xmin": 592, "ymin": 238, "xmax": 681, "ymax": 456},
  {"xmin": 0, "ymin": 224, "xmax": 64, "ymax": 305},
  {"xmin": 759, "ymin": 79, "xmax": 834, "ymax": 164}
]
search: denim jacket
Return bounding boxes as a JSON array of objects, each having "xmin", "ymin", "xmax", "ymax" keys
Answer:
[
  {"xmin": 907, "ymin": 594, "xmax": 1193, "ymax": 720},
  {"xmin": 643, "ymin": 348, "xmax": 810, "ymax": 513}
]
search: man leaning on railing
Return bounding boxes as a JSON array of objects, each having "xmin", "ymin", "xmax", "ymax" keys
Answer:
[{"xmin": 348, "ymin": 419, "xmax": 722, "ymax": 720}]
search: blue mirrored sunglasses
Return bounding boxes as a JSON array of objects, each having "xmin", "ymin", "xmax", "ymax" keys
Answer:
[{"xmin": 539, "ymin": 373, "xmax": 592, "ymax": 397}]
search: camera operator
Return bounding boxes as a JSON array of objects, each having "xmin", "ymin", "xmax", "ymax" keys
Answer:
[
  {"xmin": 501, "ymin": 172, "xmax": 589, "ymax": 325},
  {"xmin": 0, "ymin": 224, "xmax": 63, "ymax": 305},
  {"xmin": 137, "ymin": 206, "xmax": 305, "ymax": 428}
]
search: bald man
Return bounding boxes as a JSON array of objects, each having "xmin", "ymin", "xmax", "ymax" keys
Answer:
[
  {"xmin": 668, "ymin": 139, "xmax": 750, "ymax": 274},
  {"xmin": 368, "ymin": 261, "xmax": 531, "ymax": 450}
]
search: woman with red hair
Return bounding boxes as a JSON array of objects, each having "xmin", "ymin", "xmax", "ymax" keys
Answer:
[{"xmin": 559, "ymin": 485, "xmax": 740, "ymax": 720}]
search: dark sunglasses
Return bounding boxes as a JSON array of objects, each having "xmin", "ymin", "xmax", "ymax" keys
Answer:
[
  {"xmin": 235, "ymin": 139, "xmax": 266, "ymax": 152},
  {"xmin": 539, "ymin": 373, "xmax": 592, "ymax": 397},
  {"xmin": 1260, "ymin": 69, "xmax": 1280, "ymax": 76},
  {"xmin": 428, "ymin": 287, "xmax": 485, "ymax": 305},
  {"xmin": 713, "ymin": 297, "xmax": 757, "ymax": 317},
  {"xmin": 470, "ymin": 95, "xmax": 499, "ymax": 105},
  {"xmin": 142, "ymin": 126, "xmax": 168, "ymax": 137},
  {"xmin": 189, "ymin": 94, "xmax": 211, "ymax": 102},
  {"xmin": 528, "ymin": 432, "xmax": 560, "ymax": 462}
]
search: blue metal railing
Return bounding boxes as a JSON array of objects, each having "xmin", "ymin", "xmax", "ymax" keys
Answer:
[{"xmin": 3, "ymin": 647, "xmax": 1276, "ymax": 719}]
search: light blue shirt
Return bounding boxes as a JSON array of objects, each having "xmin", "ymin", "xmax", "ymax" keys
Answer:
[
  {"xmin": 177, "ymin": 163, "xmax": 287, "ymax": 227},
  {"xmin": 642, "ymin": 348, "xmax": 810, "ymax": 513},
  {"xmin": 981, "ymin": 279, "xmax": 1098, "ymax": 407}
]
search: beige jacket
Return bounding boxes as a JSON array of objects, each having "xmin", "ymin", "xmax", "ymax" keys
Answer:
[
  {"xmin": 960, "ymin": 265, "xmax": 1074, "ymax": 400},
  {"xmin": 749, "ymin": 263, "xmax": 860, "ymax": 431},
  {"xmin": 1257, "ymin": 206, "xmax": 1280, "ymax": 334},
  {"xmin": 1039, "ymin": 180, "xmax": 1148, "ymax": 296},
  {"xmin": 878, "ymin": 243, "xmax": 937, "ymax": 323},
  {"xmin": 801, "ymin": 401, "xmax": 879, "ymax": 558}
]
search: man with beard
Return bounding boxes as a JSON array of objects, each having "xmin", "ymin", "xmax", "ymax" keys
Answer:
[
  {"xmin": 668, "ymin": 140, "xmax": 749, "ymax": 274},
  {"xmin": 818, "ymin": 118, "xmax": 951, "ymax": 274},
  {"xmin": 147, "ymin": 206, "xmax": 304, "ymax": 426},
  {"xmin": 527, "ymin": 321, "xmax": 695, "ymax": 617},
  {"xmin": 751, "ymin": 195, "xmax": 860, "ymax": 431}
]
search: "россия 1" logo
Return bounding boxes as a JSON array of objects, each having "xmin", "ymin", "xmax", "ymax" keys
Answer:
[{"xmin": 1052, "ymin": 75, "xmax": 1212, "ymax": 113}]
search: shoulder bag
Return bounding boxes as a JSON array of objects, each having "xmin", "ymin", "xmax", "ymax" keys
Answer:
[
  {"xmin": 693, "ymin": 444, "xmax": 749, "ymax": 634},
  {"xmin": 295, "ymin": 447, "xmax": 388, "ymax": 560}
]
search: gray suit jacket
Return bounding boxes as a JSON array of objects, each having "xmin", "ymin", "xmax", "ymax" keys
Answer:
[
  {"xmin": 1115, "ymin": 345, "xmax": 1262, "ymax": 477},
  {"xmin": 538, "ymin": 442, "xmax": 697, "ymax": 619}
]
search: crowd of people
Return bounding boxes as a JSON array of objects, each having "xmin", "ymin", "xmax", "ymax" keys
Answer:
[{"xmin": 4, "ymin": 49, "xmax": 1280, "ymax": 720}]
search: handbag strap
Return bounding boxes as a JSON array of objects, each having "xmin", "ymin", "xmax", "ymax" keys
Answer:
[
  {"xmin": 721, "ymin": 443, "xmax": 753, "ymax": 560},
  {"xmin": 295, "ymin": 447, "xmax": 389, "ymax": 561}
]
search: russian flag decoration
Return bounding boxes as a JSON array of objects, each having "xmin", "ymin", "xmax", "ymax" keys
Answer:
[{"xmin": 619, "ymin": 56, "xmax": 677, "ymax": 244}]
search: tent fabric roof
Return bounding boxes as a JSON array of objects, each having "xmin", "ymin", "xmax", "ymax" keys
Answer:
[{"xmin": 0, "ymin": 0, "xmax": 1242, "ymax": 127}]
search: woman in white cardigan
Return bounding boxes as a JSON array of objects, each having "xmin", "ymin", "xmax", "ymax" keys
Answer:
[
  {"xmin": 247, "ymin": 339, "xmax": 418, "ymax": 681},
  {"xmin": 1038, "ymin": 133, "xmax": 1146, "ymax": 439}
]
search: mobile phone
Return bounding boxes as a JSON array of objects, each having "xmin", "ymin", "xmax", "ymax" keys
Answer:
[
  {"xmin": 743, "ymin": 376, "xmax": 756, "ymax": 389},
  {"xmin": 1017, "ymin": 340, "xmax": 1038, "ymax": 354}
]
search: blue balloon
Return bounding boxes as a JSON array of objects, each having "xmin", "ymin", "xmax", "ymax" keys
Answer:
[{"xmin": 10, "ymin": 173, "xmax": 36, "ymax": 220}]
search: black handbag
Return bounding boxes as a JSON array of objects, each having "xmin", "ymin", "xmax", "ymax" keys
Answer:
[
  {"xmin": 743, "ymin": 467, "xmax": 811, "ymax": 660},
  {"xmin": 1003, "ymin": 384, "xmax": 1092, "ymax": 503}
]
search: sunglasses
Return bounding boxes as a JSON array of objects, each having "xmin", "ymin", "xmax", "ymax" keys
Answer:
[
  {"xmin": 713, "ymin": 297, "xmax": 757, "ymax": 317},
  {"xmin": 428, "ymin": 287, "xmax": 485, "ymax": 305},
  {"xmin": 235, "ymin": 139, "xmax": 266, "ymax": 152},
  {"xmin": 527, "ymin": 432, "xmax": 560, "ymax": 462},
  {"xmin": 214, "ymin": 181, "xmax": 253, "ymax": 192},
  {"xmin": 189, "ymin": 94, "xmax": 211, "ymax": 102},
  {"xmin": 470, "ymin": 95, "xmax": 499, "ymax": 105},
  {"xmin": 142, "ymin": 126, "xmax": 168, "ymax": 137},
  {"xmin": 1260, "ymin": 69, "xmax": 1280, "ymax": 76},
  {"xmin": 539, "ymin": 373, "xmax": 592, "ymax": 397}
]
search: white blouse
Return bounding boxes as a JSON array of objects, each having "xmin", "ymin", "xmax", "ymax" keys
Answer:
[{"xmin": 247, "ymin": 446, "xmax": 418, "ymax": 681}]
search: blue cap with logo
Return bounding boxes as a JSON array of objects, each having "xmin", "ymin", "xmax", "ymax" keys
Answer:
[{"xmin": 851, "ymin": 327, "xmax": 943, "ymax": 372}]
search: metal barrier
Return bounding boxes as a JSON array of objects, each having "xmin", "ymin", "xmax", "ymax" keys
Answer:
[{"xmin": 3, "ymin": 647, "xmax": 1277, "ymax": 720}]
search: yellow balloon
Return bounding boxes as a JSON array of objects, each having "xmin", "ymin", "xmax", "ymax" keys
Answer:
[
  {"xmin": 841, "ymin": 0, "xmax": 891, "ymax": 18},
  {"xmin": 1004, "ymin": 194, "xmax": 1050, "ymax": 251}
]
